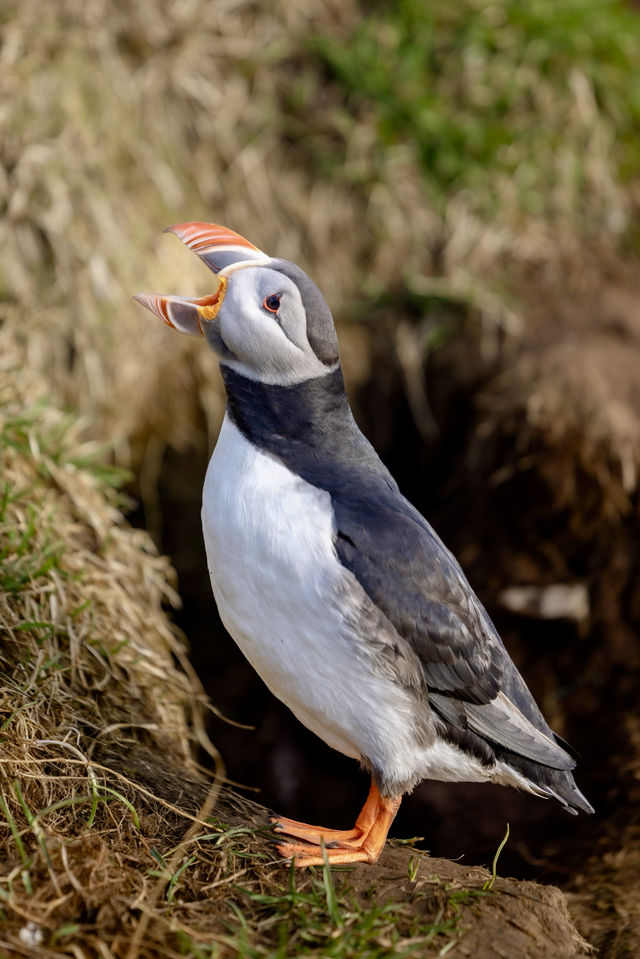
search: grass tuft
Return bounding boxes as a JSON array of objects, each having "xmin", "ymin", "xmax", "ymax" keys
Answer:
[{"xmin": 483, "ymin": 823, "xmax": 510, "ymax": 892}]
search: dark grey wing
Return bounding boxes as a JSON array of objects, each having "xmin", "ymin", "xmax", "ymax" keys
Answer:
[
  {"xmin": 334, "ymin": 488, "xmax": 504, "ymax": 705},
  {"xmin": 333, "ymin": 484, "xmax": 574, "ymax": 771}
]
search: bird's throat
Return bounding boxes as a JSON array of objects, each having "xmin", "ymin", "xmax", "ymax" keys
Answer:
[
  {"xmin": 222, "ymin": 364, "xmax": 345, "ymax": 436},
  {"xmin": 219, "ymin": 365, "xmax": 386, "ymax": 494}
]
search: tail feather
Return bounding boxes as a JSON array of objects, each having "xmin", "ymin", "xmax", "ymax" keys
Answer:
[
  {"xmin": 545, "ymin": 778, "xmax": 594, "ymax": 816},
  {"xmin": 495, "ymin": 753, "xmax": 594, "ymax": 814}
]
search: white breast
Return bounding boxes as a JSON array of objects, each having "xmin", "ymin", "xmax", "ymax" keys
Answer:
[{"xmin": 201, "ymin": 414, "xmax": 434, "ymax": 783}]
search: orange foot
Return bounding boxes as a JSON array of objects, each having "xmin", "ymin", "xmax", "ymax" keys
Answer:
[{"xmin": 272, "ymin": 779, "xmax": 401, "ymax": 867}]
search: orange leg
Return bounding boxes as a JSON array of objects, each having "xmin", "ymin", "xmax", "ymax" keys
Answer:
[{"xmin": 272, "ymin": 779, "xmax": 401, "ymax": 867}]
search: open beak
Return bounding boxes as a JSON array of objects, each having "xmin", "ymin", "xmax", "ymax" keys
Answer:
[
  {"xmin": 132, "ymin": 285, "xmax": 227, "ymax": 337},
  {"xmin": 134, "ymin": 221, "xmax": 268, "ymax": 336}
]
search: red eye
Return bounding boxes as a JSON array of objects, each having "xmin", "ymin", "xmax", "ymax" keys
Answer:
[{"xmin": 263, "ymin": 294, "xmax": 281, "ymax": 313}]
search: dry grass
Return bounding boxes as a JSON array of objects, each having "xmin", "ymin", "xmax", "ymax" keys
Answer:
[
  {"xmin": 302, "ymin": 0, "xmax": 640, "ymax": 278},
  {"xmin": 0, "ymin": 347, "xmax": 196, "ymax": 752},
  {"xmin": 0, "ymin": 0, "xmax": 364, "ymax": 468},
  {"xmin": 2, "ymin": 0, "xmax": 638, "ymax": 481}
]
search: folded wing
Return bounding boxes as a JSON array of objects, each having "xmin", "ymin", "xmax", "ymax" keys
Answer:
[{"xmin": 333, "ymin": 484, "xmax": 575, "ymax": 772}]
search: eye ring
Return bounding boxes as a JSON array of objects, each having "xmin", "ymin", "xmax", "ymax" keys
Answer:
[{"xmin": 263, "ymin": 294, "xmax": 281, "ymax": 314}]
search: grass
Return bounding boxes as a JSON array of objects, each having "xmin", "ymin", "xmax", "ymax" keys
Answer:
[
  {"xmin": 306, "ymin": 0, "xmax": 640, "ymax": 227},
  {"xmin": 1, "ymin": 789, "xmax": 489, "ymax": 959},
  {"xmin": 232, "ymin": 865, "xmax": 431, "ymax": 958},
  {"xmin": 202, "ymin": 829, "xmax": 515, "ymax": 958},
  {"xmin": 139, "ymin": 833, "xmax": 478, "ymax": 959},
  {"xmin": 0, "ymin": 370, "xmax": 220, "ymax": 955},
  {"xmin": 0, "ymin": 377, "xmax": 185, "ymax": 683},
  {"xmin": 483, "ymin": 823, "xmax": 509, "ymax": 892}
]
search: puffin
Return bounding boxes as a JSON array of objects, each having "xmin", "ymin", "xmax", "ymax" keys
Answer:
[{"xmin": 135, "ymin": 222, "xmax": 593, "ymax": 867}]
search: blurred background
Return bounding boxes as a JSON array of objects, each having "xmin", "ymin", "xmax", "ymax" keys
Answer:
[{"xmin": 2, "ymin": 0, "xmax": 640, "ymax": 946}]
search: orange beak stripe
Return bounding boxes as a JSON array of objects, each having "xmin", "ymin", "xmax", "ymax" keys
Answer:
[
  {"xmin": 133, "ymin": 275, "xmax": 227, "ymax": 337},
  {"xmin": 165, "ymin": 222, "xmax": 262, "ymax": 255}
]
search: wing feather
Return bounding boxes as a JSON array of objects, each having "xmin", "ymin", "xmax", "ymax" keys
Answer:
[
  {"xmin": 333, "ymin": 484, "xmax": 573, "ymax": 768},
  {"xmin": 334, "ymin": 491, "xmax": 503, "ymax": 705}
]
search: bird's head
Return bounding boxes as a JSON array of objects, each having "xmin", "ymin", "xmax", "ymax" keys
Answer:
[{"xmin": 134, "ymin": 223, "xmax": 339, "ymax": 386}]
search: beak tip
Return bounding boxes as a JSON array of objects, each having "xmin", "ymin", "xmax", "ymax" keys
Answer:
[
  {"xmin": 133, "ymin": 292, "xmax": 172, "ymax": 327},
  {"xmin": 133, "ymin": 292, "xmax": 155, "ymax": 311}
]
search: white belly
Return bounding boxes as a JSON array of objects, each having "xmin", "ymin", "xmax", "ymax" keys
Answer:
[{"xmin": 201, "ymin": 415, "xmax": 428, "ymax": 771}]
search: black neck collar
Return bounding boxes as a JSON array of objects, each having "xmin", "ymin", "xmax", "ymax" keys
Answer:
[{"xmin": 220, "ymin": 365, "xmax": 395, "ymax": 495}]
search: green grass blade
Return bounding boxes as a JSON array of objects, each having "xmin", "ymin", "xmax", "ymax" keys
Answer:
[{"xmin": 483, "ymin": 823, "xmax": 510, "ymax": 891}]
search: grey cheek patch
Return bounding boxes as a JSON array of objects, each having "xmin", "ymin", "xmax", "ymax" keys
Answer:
[
  {"xmin": 269, "ymin": 259, "xmax": 339, "ymax": 366},
  {"xmin": 274, "ymin": 300, "xmax": 308, "ymax": 352}
]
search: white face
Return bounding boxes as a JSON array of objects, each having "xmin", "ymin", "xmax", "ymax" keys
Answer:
[{"xmin": 209, "ymin": 266, "xmax": 338, "ymax": 386}]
